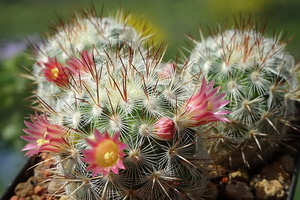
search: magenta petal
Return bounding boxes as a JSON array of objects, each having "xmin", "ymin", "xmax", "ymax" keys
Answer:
[
  {"xmin": 86, "ymin": 163, "xmax": 98, "ymax": 171},
  {"xmin": 24, "ymin": 121, "xmax": 40, "ymax": 130},
  {"xmin": 216, "ymin": 100, "xmax": 230, "ymax": 108},
  {"xmin": 82, "ymin": 149, "xmax": 95, "ymax": 155},
  {"xmin": 22, "ymin": 129, "xmax": 40, "ymax": 136},
  {"xmin": 200, "ymin": 79, "xmax": 208, "ymax": 91},
  {"xmin": 206, "ymin": 87, "xmax": 220, "ymax": 99},
  {"xmin": 218, "ymin": 116, "xmax": 230, "ymax": 122},
  {"xmin": 21, "ymin": 143, "xmax": 38, "ymax": 151},
  {"xmin": 85, "ymin": 138, "xmax": 98, "ymax": 147},
  {"xmin": 119, "ymin": 152, "xmax": 126, "ymax": 158},
  {"xmin": 40, "ymin": 113, "xmax": 49, "ymax": 122},
  {"xmin": 111, "ymin": 132, "xmax": 120, "ymax": 141},
  {"xmin": 44, "ymin": 133, "xmax": 54, "ymax": 141},
  {"xmin": 94, "ymin": 129, "xmax": 106, "ymax": 142},
  {"xmin": 118, "ymin": 143, "xmax": 127, "ymax": 151},
  {"xmin": 214, "ymin": 110, "xmax": 231, "ymax": 115},
  {"xmin": 81, "ymin": 156, "xmax": 95, "ymax": 163},
  {"xmin": 66, "ymin": 58, "xmax": 81, "ymax": 68},
  {"xmin": 110, "ymin": 165, "xmax": 119, "ymax": 174},
  {"xmin": 116, "ymin": 159, "xmax": 125, "ymax": 169},
  {"xmin": 206, "ymin": 80, "xmax": 214, "ymax": 91},
  {"xmin": 46, "ymin": 126, "xmax": 61, "ymax": 134},
  {"xmin": 21, "ymin": 135, "xmax": 38, "ymax": 143},
  {"xmin": 214, "ymin": 92, "xmax": 226, "ymax": 102},
  {"xmin": 103, "ymin": 131, "xmax": 110, "ymax": 139},
  {"xmin": 101, "ymin": 169, "xmax": 109, "ymax": 177},
  {"xmin": 82, "ymin": 156, "xmax": 95, "ymax": 162},
  {"xmin": 81, "ymin": 50, "xmax": 93, "ymax": 66},
  {"xmin": 192, "ymin": 111, "xmax": 212, "ymax": 121},
  {"xmin": 24, "ymin": 150, "xmax": 38, "ymax": 157},
  {"xmin": 40, "ymin": 146, "xmax": 59, "ymax": 152},
  {"xmin": 92, "ymin": 168, "xmax": 101, "ymax": 177}
]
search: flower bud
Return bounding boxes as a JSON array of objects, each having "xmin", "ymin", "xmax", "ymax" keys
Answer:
[{"xmin": 154, "ymin": 117, "xmax": 176, "ymax": 140}]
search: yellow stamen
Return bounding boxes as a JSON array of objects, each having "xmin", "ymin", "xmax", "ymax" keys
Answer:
[
  {"xmin": 207, "ymin": 102, "xmax": 213, "ymax": 111},
  {"xmin": 36, "ymin": 131, "xmax": 50, "ymax": 146},
  {"xmin": 95, "ymin": 139, "xmax": 119, "ymax": 167},
  {"xmin": 51, "ymin": 67, "xmax": 59, "ymax": 79},
  {"xmin": 36, "ymin": 139, "xmax": 50, "ymax": 146}
]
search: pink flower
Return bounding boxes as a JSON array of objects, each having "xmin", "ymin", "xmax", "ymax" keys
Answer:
[
  {"xmin": 81, "ymin": 129, "xmax": 127, "ymax": 177},
  {"xmin": 153, "ymin": 117, "xmax": 176, "ymax": 140},
  {"xmin": 158, "ymin": 63, "xmax": 175, "ymax": 79},
  {"xmin": 21, "ymin": 112, "xmax": 66, "ymax": 157},
  {"xmin": 42, "ymin": 57, "xmax": 70, "ymax": 87},
  {"xmin": 177, "ymin": 78, "xmax": 230, "ymax": 127},
  {"xmin": 66, "ymin": 50, "xmax": 94, "ymax": 77}
]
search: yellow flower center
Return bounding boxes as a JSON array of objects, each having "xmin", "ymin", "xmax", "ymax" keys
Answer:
[
  {"xmin": 51, "ymin": 67, "xmax": 59, "ymax": 79},
  {"xmin": 206, "ymin": 101, "xmax": 213, "ymax": 111},
  {"xmin": 36, "ymin": 131, "xmax": 50, "ymax": 146},
  {"xmin": 95, "ymin": 139, "xmax": 119, "ymax": 167},
  {"xmin": 36, "ymin": 139, "xmax": 50, "ymax": 146}
]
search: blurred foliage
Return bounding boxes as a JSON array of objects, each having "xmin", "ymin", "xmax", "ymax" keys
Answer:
[
  {"xmin": 1, "ymin": 0, "xmax": 300, "ymax": 195},
  {"xmin": 1, "ymin": 0, "xmax": 300, "ymax": 60},
  {"xmin": 0, "ymin": 52, "xmax": 33, "ymax": 194},
  {"xmin": 0, "ymin": 53, "xmax": 33, "ymax": 149},
  {"xmin": 205, "ymin": 0, "xmax": 272, "ymax": 15}
]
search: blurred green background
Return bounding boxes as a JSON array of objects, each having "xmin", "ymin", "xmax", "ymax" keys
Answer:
[{"xmin": 1, "ymin": 0, "xmax": 300, "ymax": 197}]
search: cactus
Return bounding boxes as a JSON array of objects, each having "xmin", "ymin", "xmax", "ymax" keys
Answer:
[
  {"xmin": 187, "ymin": 21, "xmax": 300, "ymax": 168},
  {"xmin": 21, "ymin": 9, "xmax": 230, "ymax": 200}
]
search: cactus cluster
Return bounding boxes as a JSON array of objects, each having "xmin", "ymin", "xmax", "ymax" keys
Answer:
[
  {"xmin": 21, "ymin": 9, "xmax": 231, "ymax": 200},
  {"xmin": 20, "ymin": 7, "xmax": 300, "ymax": 200},
  {"xmin": 187, "ymin": 23, "xmax": 300, "ymax": 168}
]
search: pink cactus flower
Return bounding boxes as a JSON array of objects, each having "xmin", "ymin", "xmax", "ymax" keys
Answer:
[
  {"xmin": 21, "ymin": 112, "xmax": 66, "ymax": 157},
  {"xmin": 158, "ymin": 63, "xmax": 176, "ymax": 80},
  {"xmin": 66, "ymin": 50, "xmax": 94, "ymax": 77},
  {"xmin": 177, "ymin": 78, "xmax": 230, "ymax": 127},
  {"xmin": 153, "ymin": 117, "xmax": 176, "ymax": 140},
  {"xmin": 42, "ymin": 57, "xmax": 70, "ymax": 86},
  {"xmin": 81, "ymin": 129, "xmax": 127, "ymax": 177}
]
